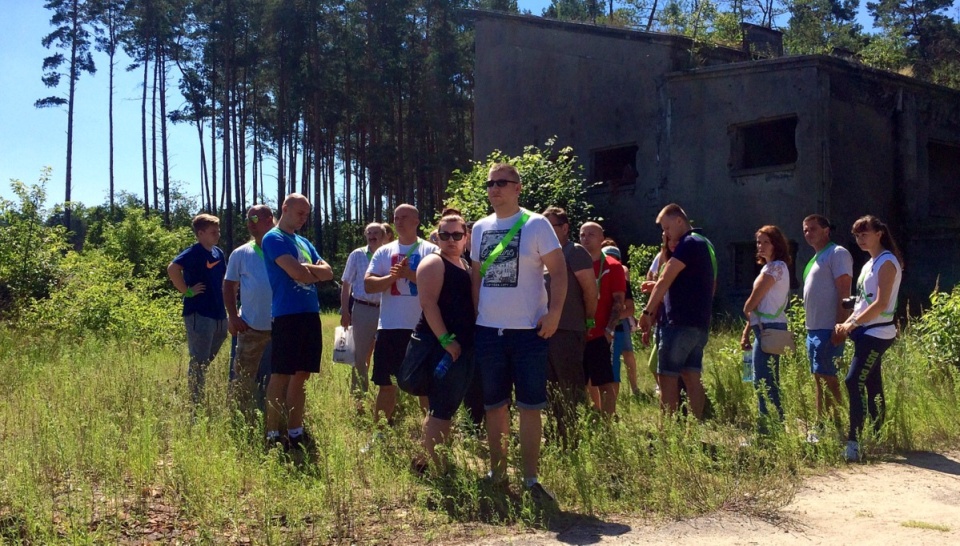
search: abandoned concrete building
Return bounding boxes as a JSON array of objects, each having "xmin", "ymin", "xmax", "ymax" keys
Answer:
[{"xmin": 469, "ymin": 10, "xmax": 960, "ymax": 310}]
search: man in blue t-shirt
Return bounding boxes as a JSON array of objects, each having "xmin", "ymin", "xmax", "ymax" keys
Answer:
[
  {"xmin": 638, "ymin": 203, "xmax": 716, "ymax": 419},
  {"xmin": 261, "ymin": 193, "xmax": 333, "ymax": 452},
  {"xmin": 167, "ymin": 213, "xmax": 228, "ymax": 405}
]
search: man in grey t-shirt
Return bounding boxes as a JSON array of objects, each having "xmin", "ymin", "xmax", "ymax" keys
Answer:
[
  {"xmin": 802, "ymin": 214, "xmax": 853, "ymax": 432},
  {"xmin": 543, "ymin": 206, "xmax": 597, "ymax": 442}
]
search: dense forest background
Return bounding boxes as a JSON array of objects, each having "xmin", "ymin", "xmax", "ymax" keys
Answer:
[{"xmin": 27, "ymin": 0, "xmax": 960, "ymax": 260}]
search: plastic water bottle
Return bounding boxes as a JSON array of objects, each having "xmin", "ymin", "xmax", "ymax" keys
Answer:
[
  {"xmin": 742, "ymin": 350, "xmax": 754, "ymax": 383},
  {"xmin": 434, "ymin": 353, "xmax": 454, "ymax": 379}
]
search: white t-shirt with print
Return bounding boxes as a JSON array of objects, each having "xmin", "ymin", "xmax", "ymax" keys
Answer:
[
  {"xmin": 750, "ymin": 260, "xmax": 790, "ymax": 326},
  {"xmin": 470, "ymin": 209, "xmax": 562, "ymax": 329},
  {"xmin": 367, "ymin": 238, "xmax": 439, "ymax": 330}
]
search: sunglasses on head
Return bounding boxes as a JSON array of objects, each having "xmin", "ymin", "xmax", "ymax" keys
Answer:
[
  {"xmin": 486, "ymin": 179, "xmax": 518, "ymax": 188},
  {"xmin": 437, "ymin": 231, "xmax": 467, "ymax": 241}
]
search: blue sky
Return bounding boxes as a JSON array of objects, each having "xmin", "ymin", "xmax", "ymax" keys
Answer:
[{"xmin": 0, "ymin": 0, "xmax": 935, "ymax": 209}]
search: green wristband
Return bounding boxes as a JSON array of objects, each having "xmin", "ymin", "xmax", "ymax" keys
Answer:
[
  {"xmin": 185, "ymin": 287, "xmax": 195, "ymax": 298},
  {"xmin": 439, "ymin": 333, "xmax": 457, "ymax": 348},
  {"xmin": 585, "ymin": 318, "xmax": 596, "ymax": 329}
]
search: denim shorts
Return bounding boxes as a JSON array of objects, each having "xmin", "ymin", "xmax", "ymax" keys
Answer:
[
  {"xmin": 612, "ymin": 327, "xmax": 634, "ymax": 383},
  {"xmin": 475, "ymin": 326, "xmax": 549, "ymax": 410},
  {"xmin": 657, "ymin": 324, "xmax": 709, "ymax": 377},
  {"xmin": 807, "ymin": 329, "xmax": 844, "ymax": 376}
]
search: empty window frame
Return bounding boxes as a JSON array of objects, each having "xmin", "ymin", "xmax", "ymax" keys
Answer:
[
  {"xmin": 730, "ymin": 115, "xmax": 798, "ymax": 173},
  {"xmin": 928, "ymin": 140, "xmax": 960, "ymax": 218},
  {"xmin": 592, "ymin": 144, "xmax": 639, "ymax": 187}
]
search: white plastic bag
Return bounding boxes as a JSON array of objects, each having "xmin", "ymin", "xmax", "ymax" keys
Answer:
[{"xmin": 332, "ymin": 326, "xmax": 355, "ymax": 365}]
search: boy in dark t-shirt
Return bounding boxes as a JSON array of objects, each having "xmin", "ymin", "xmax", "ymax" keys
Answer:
[{"xmin": 167, "ymin": 214, "xmax": 228, "ymax": 404}]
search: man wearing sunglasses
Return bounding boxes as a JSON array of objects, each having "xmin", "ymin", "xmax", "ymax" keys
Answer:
[
  {"xmin": 365, "ymin": 204, "xmax": 439, "ymax": 430},
  {"xmin": 471, "ymin": 163, "xmax": 567, "ymax": 504},
  {"xmin": 224, "ymin": 204, "xmax": 275, "ymax": 420}
]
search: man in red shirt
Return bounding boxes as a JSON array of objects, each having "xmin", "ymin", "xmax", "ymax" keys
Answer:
[{"xmin": 578, "ymin": 222, "xmax": 626, "ymax": 416}]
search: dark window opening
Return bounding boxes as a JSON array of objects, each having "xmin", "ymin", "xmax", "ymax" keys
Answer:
[
  {"xmin": 592, "ymin": 145, "xmax": 638, "ymax": 187},
  {"xmin": 732, "ymin": 242, "xmax": 760, "ymax": 290},
  {"xmin": 730, "ymin": 116, "xmax": 798, "ymax": 173},
  {"xmin": 928, "ymin": 141, "xmax": 960, "ymax": 218}
]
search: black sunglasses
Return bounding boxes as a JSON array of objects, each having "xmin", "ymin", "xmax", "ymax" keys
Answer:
[
  {"xmin": 486, "ymin": 179, "xmax": 519, "ymax": 188},
  {"xmin": 437, "ymin": 231, "xmax": 467, "ymax": 241}
]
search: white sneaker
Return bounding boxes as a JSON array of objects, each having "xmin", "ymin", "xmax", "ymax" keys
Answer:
[
  {"xmin": 844, "ymin": 440, "xmax": 860, "ymax": 462},
  {"xmin": 806, "ymin": 430, "xmax": 820, "ymax": 444}
]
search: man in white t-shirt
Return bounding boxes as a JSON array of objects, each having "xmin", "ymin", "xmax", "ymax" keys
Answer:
[
  {"xmin": 223, "ymin": 204, "xmax": 275, "ymax": 419},
  {"xmin": 470, "ymin": 163, "xmax": 567, "ymax": 504},
  {"xmin": 801, "ymin": 214, "xmax": 853, "ymax": 432},
  {"xmin": 365, "ymin": 204, "xmax": 439, "ymax": 427},
  {"xmin": 340, "ymin": 222, "xmax": 386, "ymax": 397}
]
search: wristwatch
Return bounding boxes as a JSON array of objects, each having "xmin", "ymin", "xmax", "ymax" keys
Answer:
[{"xmin": 642, "ymin": 308, "xmax": 653, "ymax": 317}]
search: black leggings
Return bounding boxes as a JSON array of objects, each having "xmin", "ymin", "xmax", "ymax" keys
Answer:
[{"xmin": 845, "ymin": 334, "xmax": 894, "ymax": 442}]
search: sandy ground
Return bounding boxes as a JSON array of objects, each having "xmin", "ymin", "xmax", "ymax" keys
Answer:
[{"xmin": 474, "ymin": 451, "xmax": 960, "ymax": 545}]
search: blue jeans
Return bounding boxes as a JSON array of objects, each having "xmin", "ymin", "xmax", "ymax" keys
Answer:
[
  {"xmin": 184, "ymin": 314, "xmax": 228, "ymax": 404},
  {"xmin": 806, "ymin": 329, "xmax": 844, "ymax": 376},
  {"xmin": 752, "ymin": 323, "xmax": 787, "ymax": 421},
  {"xmin": 657, "ymin": 325, "xmax": 708, "ymax": 377},
  {"xmin": 475, "ymin": 326, "xmax": 549, "ymax": 411}
]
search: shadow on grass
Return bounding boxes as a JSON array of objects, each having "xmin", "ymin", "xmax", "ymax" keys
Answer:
[
  {"xmin": 422, "ymin": 471, "xmax": 632, "ymax": 542},
  {"xmin": 894, "ymin": 451, "xmax": 960, "ymax": 476}
]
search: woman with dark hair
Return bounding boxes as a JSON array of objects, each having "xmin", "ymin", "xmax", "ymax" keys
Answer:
[
  {"xmin": 408, "ymin": 214, "xmax": 475, "ymax": 472},
  {"xmin": 740, "ymin": 225, "xmax": 793, "ymax": 426},
  {"xmin": 834, "ymin": 215, "xmax": 902, "ymax": 462}
]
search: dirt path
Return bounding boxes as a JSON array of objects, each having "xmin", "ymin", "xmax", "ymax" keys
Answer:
[{"xmin": 474, "ymin": 451, "xmax": 960, "ymax": 545}]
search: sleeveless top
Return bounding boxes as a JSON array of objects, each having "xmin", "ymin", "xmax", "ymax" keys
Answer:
[
  {"xmin": 414, "ymin": 254, "xmax": 475, "ymax": 349},
  {"xmin": 853, "ymin": 251, "xmax": 901, "ymax": 340}
]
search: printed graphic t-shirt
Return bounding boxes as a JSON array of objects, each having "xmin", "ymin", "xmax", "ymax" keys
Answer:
[
  {"xmin": 261, "ymin": 227, "xmax": 322, "ymax": 318},
  {"xmin": 172, "ymin": 242, "xmax": 227, "ymax": 320},
  {"xmin": 471, "ymin": 209, "xmax": 562, "ymax": 329},
  {"xmin": 367, "ymin": 238, "xmax": 439, "ymax": 330}
]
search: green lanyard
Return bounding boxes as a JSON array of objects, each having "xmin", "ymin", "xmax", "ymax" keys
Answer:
[
  {"xmin": 689, "ymin": 232, "xmax": 717, "ymax": 279},
  {"xmin": 857, "ymin": 251, "xmax": 896, "ymax": 317},
  {"xmin": 402, "ymin": 239, "xmax": 422, "ymax": 260},
  {"xmin": 282, "ymin": 231, "xmax": 312, "ymax": 262},
  {"xmin": 480, "ymin": 211, "xmax": 530, "ymax": 278},
  {"xmin": 802, "ymin": 242, "xmax": 835, "ymax": 283},
  {"xmin": 253, "ymin": 243, "xmax": 264, "ymax": 260},
  {"xmin": 365, "ymin": 246, "xmax": 373, "ymax": 261},
  {"xmin": 754, "ymin": 295, "xmax": 789, "ymax": 321},
  {"xmin": 596, "ymin": 257, "xmax": 607, "ymax": 296}
]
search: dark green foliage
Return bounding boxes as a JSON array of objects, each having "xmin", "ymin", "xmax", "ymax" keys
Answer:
[
  {"xmin": 912, "ymin": 284, "xmax": 960, "ymax": 370},
  {"xmin": 443, "ymin": 138, "xmax": 594, "ymax": 228}
]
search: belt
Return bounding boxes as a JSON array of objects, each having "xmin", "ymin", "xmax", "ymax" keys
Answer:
[{"xmin": 354, "ymin": 299, "xmax": 380, "ymax": 308}]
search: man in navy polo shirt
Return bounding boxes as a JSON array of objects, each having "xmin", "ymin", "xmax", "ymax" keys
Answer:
[
  {"xmin": 167, "ymin": 213, "xmax": 228, "ymax": 405},
  {"xmin": 638, "ymin": 203, "xmax": 716, "ymax": 420}
]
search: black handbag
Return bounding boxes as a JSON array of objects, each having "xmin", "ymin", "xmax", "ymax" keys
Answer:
[{"xmin": 397, "ymin": 333, "xmax": 442, "ymax": 396}]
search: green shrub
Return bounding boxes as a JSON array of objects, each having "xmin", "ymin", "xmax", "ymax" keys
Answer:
[
  {"xmin": 20, "ymin": 250, "xmax": 182, "ymax": 346},
  {"xmin": 443, "ymin": 138, "xmax": 594, "ymax": 227},
  {"xmin": 0, "ymin": 171, "xmax": 70, "ymax": 317},
  {"xmin": 912, "ymin": 285, "xmax": 960, "ymax": 371}
]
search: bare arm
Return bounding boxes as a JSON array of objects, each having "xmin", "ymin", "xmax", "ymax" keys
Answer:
[
  {"xmin": 538, "ymin": 248, "xmax": 567, "ymax": 339},
  {"xmin": 743, "ymin": 272, "xmax": 776, "ymax": 318},
  {"xmin": 606, "ymin": 292, "xmax": 626, "ymax": 341},
  {"xmin": 340, "ymin": 280, "xmax": 352, "ymax": 327},
  {"xmin": 309, "ymin": 258, "xmax": 333, "ymax": 282},
  {"xmin": 365, "ymin": 270, "xmax": 397, "ymax": 294},
  {"xmin": 223, "ymin": 279, "xmax": 248, "ymax": 334},
  {"xmin": 574, "ymin": 268, "xmax": 598, "ymax": 321},
  {"xmin": 417, "ymin": 255, "xmax": 461, "ymax": 360},
  {"xmin": 275, "ymin": 254, "xmax": 322, "ymax": 284},
  {"xmin": 834, "ymin": 273, "xmax": 852, "ymax": 323},
  {"xmin": 167, "ymin": 262, "xmax": 205, "ymax": 296},
  {"xmin": 471, "ymin": 260, "xmax": 481, "ymax": 318}
]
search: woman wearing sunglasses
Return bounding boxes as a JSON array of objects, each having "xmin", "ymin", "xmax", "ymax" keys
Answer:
[
  {"xmin": 833, "ymin": 215, "xmax": 902, "ymax": 462},
  {"xmin": 409, "ymin": 213, "xmax": 475, "ymax": 471}
]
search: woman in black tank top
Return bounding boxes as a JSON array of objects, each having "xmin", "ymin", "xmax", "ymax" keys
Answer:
[{"xmin": 410, "ymin": 214, "xmax": 475, "ymax": 472}]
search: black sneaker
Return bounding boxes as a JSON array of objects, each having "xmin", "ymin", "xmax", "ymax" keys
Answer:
[
  {"xmin": 527, "ymin": 482, "xmax": 557, "ymax": 506},
  {"xmin": 287, "ymin": 430, "xmax": 314, "ymax": 452}
]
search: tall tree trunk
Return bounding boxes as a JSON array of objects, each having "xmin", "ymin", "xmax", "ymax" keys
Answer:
[
  {"xmin": 159, "ymin": 47, "xmax": 170, "ymax": 226},
  {"xmin": 141, "ymin": 49, "xmax": 150, "ymax": 213},
  {"xmin": 107, "ymin": 39, "xmax": 115, "ymax": 213},
  {"xmin": 63, "ymin": 0, "xmax": 81, "ymax": 230},
  {"xmin": 151, "ymin": 55, "xmax": 159, "ymax": 211}
]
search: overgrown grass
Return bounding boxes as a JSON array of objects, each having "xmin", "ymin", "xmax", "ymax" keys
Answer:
[{"xmin": 1, "ymin": 314, "xmax": 959, "ymax": 543}]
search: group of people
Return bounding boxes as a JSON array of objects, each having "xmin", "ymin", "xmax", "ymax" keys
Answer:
[
  {"xmin": 738, "ymin": 214, "xmax": 902, "ymax": 462},
  {"xmin": 166, "ymin": 163, "xmax": 903, "ymax": 504}
]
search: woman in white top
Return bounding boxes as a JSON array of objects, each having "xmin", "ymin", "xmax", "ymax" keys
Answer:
[
  {"xmin": 834, "ymin": 215, "xmax": 903, "ymax": 462},
  {"xmin": 740, "ymin": 225, "xmax": 792, "ymax": 425}
]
